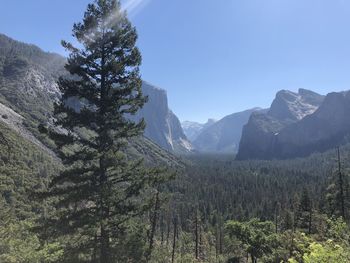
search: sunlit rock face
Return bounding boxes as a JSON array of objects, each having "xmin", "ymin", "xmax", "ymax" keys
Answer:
[
  {"xmin": 268, "ymin": 89, "xmax": 324, "ymax": 122},
  {"xmin": 236, "ymin": 89, "xmax": 330, "ymax": 160},
  {"xmin": 132, "ymin": 82, "xmax": 193, "ymax": 153}
]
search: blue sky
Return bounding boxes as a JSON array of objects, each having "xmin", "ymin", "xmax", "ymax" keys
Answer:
[{"xmin": 1, "ymin": 0, "xmax": 350, "ymax": 123}]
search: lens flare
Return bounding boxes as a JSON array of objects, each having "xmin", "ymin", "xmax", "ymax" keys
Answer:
[{"xmin": 122, "ymin": 0, "xmax": 150, "ymax": 16}]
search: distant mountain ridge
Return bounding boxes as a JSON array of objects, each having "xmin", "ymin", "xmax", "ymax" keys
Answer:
[
  {"xmin": 181, "ymin": 119, "xmax": 216, "ymax": 142},
  {"xmin": 236, "ymin": 88, "xmax": 350, "ymax": 160},
  {"xmin": 4, "ymin": 33, "xmax": 349, "ymax": 159},
  {"xmin": 192, "ymin": 108, "xmax": 265, "ymax": 153},
  {"xmin": 0, "ymin": 33, "xmax": 192, "ymax": 154}
]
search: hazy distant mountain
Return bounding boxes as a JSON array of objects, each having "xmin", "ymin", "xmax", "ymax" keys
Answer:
[
  {"xmin": 236, "ymin": 89, "xmax": 336, "ymax": 160},
  {"xmin": 181, "ymin": 119, "xmax": 216, "ymax": 141},
  {"xmin": 192, "ymin": 108, "xmax": 264, "ymax": 153},
  {"xmin": 0, "ymin": 33, "xmax": 192, "ymax": 154}
]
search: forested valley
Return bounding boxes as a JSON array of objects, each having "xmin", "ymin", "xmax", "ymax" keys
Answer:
[
  {"xmin": 2, "ymin": 120, "xmax": 350, "ymax": 262},
  {"xmin": 1, "ymin": 0, "xmax": 350, "ymax": 262}
]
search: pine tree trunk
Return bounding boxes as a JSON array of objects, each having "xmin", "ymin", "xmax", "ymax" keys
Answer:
[
  {"xmin": 160, "ymin": 211, "xmax": 164, "ymax": 245},
  {"xmin": 100, "ymin": 225, "xmax": 110, "ymax": 263},
  {"xmin": 308, "ymin": 208, "xmax": 312, "ymax": 234},
  {"xmin": 215, "ymin": 226, "xmax": 219, "ymax": 260},
  {"xmin": 171, "ymin": 217, "xmax": 177, "ymax": 263},
  {"xmin": 147, "ymin": 190, "xmax": 160, "ymax": 260},
  {"xmin": 195, "ymin": 210, "xmax": 199, "ymax": 259},
  {"xmin": 167, "ymin": 211, "xmax": 171, "ymax": 246},
  {"xmin": 199, "ymin": 221, "xmax": 202, "ymax": 259},
  {"xmin": 338, "ymin": 147, "xmax": 346, "ymax": 219},
  {"xmin": 219, "ymin": 224, "xmax": 223, "ymax": 254},
  {"xmin": 275, "ymin": 207, "xmax": 278, "ymax": 233},
  {"xmin": 92, "ymin": 233, "xmax": 98, "ymax": 263}
]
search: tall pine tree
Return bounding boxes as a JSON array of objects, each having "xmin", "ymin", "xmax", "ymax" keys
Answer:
[
  {"xmin": 41, "ymin": 0, "xmax": 162, "ymax": 261},
  {"xmin": 326, "ymin": 148, "xmax": 349, "ymax": 220}
]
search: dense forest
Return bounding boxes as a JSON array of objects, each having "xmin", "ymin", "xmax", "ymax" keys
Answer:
[
  {"xmin": 151, "ymin": 149, "xmax": 350, "ymax": 262},
  {"xmin": 2, "ymin": 116, "xmax": 350, "ymax": 262},
  {"xmin": 1, "ymin": 0, "xmax": 350, "ymax": 262}
]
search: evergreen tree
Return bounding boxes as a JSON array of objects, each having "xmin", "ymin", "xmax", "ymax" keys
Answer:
[
  {"xmin": 41, "ymin": 0, "xmax": 162, "ymax": 261},
  {"xmin": 226, "ymin": 219, "xmax": 277, "ymax": 263},
  {"xmin": 326, "ymin": 148, "xmax": 349, "ymax": 220},
  {"xmin": 296, "ymin": 188, "xmax": 313, "ymax": 233}
]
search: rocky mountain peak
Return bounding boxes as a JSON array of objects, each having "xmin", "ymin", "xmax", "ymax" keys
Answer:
[
  {"xmin": 237, "ymin": 89, "xmax": 350, "ymax": 160},
  {"xmin": 268, "ymin": 89, "xmax": 324, "ymax": 121}
]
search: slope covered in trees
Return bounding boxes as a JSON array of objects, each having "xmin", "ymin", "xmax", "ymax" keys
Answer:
[
  {"xmin": 0, "ymin": 121, "xmax": 63, "ymax": 262},
  {"xmin": 2, "ymin": 106, "xmax": 350, "ymax": 262},
  {"xmin": 146, "ymin": 146, "xmax": 350, "ymax": 262}
]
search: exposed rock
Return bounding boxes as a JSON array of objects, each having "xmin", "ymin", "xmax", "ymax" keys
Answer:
[
  {"xmin": 268, "ymin": 89, "xmax": 324, "ymax": 121},
  {"xmin": 237, "ymin": 89, "xmax": 325, "ymax": 160},
  {"xmin": 274, "ymin": 91, "xmax": 350, "ymax": 158},
  {"xmin": 133, "ymin": 82, "xmax": 193, "ymax": 153},
  {"xmin": 0, "ymin": 102, "xmax": 56, "ymax": 158}
]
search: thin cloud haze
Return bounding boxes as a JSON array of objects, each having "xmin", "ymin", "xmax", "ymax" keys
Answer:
[
  {"xmin": 79, "ymin": 0, "xmax": 151, "ymax": 45},
  {"xmin": 122, "ymin": 0, "xmax": 151, "ymax": 16}
]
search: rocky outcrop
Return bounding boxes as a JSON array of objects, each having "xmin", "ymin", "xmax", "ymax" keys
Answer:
[
  {"xmin": 134, "ymin": 82, "xmax": 193, "ymax": 153},
  {"xmin": 0, "ymin": 34, "xmax": 64, "ymax": 124},
  {"xmin": 268, "ymin": 89, "xmax": 324, "ymax": 121},
  {"xmin": 273, "ymin": 91, "xmax": 350, "ymax": 158},
  {"xmin": 0, "ymin": 102, "xmax": 56, "ymax": 157},
  {"xmin": 236, "ymin": 89, "xmax": 325, "ymax": 160},
  {"xmin": 236, "ymin": 112, "xmax": 286, "ymax": 159}
]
